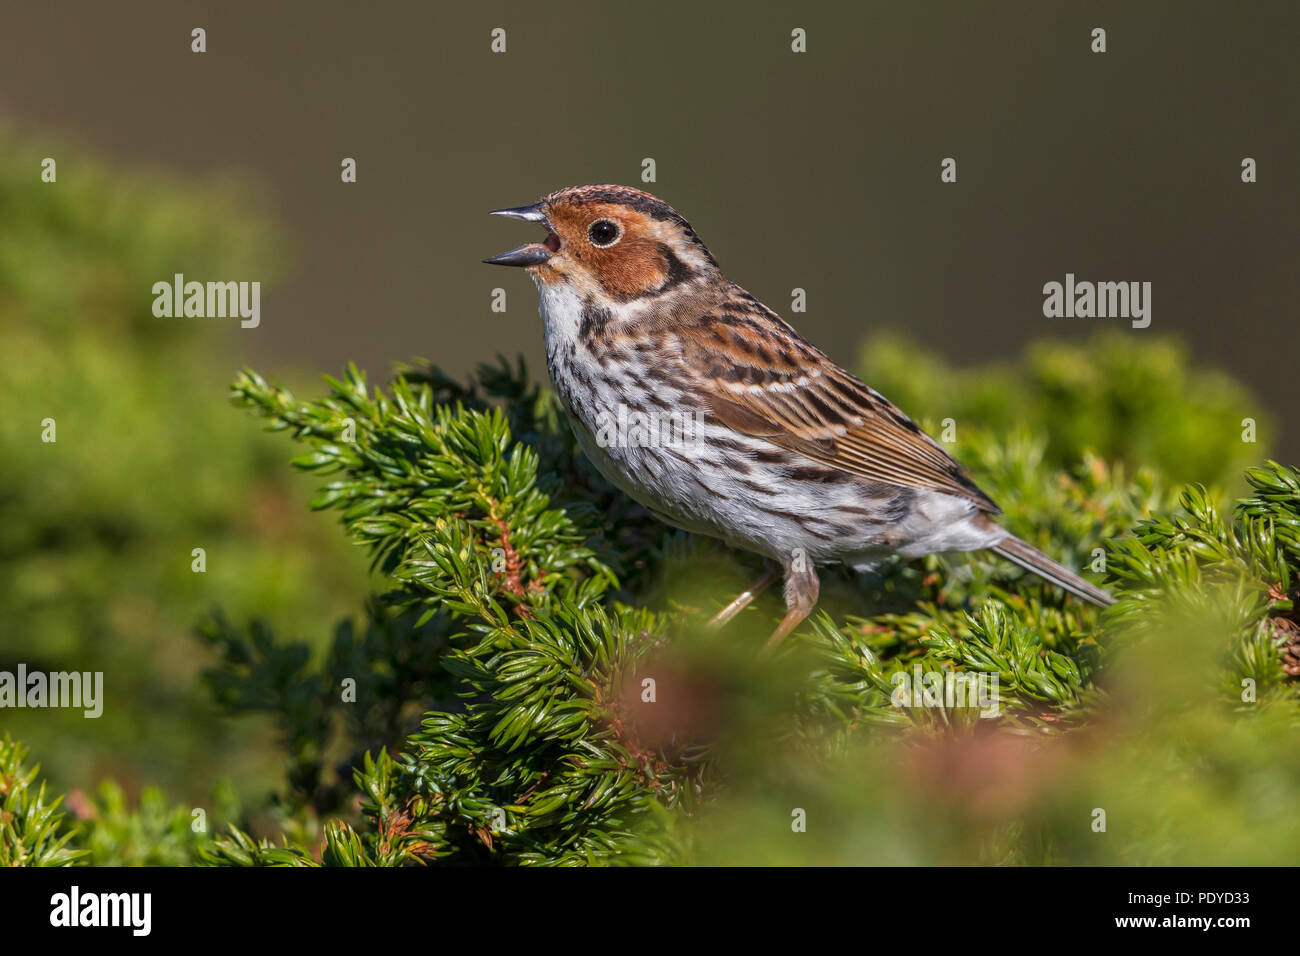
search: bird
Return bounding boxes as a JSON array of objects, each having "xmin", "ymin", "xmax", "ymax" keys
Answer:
[{"xmin": 485, "ymin": 184, "xmax": 1113, "ymax": 656}]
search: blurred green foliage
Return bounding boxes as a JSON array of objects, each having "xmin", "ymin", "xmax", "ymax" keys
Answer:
[
  {"xmin": 857, "ymin": 331, "xmax": 1269, "ymax": 490},
  {"xmin": 0, "ymin": 136, "xmax": 367, "ymax": 804}
]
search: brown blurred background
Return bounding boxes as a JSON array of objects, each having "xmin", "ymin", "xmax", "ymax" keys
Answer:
[{"xmin": 1, "ymin": 0, "xmax": 1296, "ymax": 456}]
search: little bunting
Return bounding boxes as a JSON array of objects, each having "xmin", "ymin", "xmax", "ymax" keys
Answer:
[{"xmin": 486, "ymin": 185, "xmax": 1113, "ymax": 656}]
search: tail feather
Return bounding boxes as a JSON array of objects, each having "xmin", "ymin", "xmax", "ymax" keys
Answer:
[{"xmin": 991, "ymin": 535, "xmax": 1115, "ymax": 608}]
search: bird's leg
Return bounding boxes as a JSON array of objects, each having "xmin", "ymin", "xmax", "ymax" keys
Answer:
[
  {"xmin": 707, "ymin": 564, "xmax": 780, "ymax": 629},
  {"xmin": 758, "ymin": 554, "xmax": 819, "ymax": 659}
]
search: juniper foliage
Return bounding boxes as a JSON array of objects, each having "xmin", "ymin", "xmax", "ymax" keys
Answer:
[
  {"xmin": 200, "ymin": 348, "xmax": 1296, "ymax": 866},
  {"xmin": 6, "ymin": 337, "xmax": 1297, "ymax": 866},
  {"xmin": 0, "ymin": 735, "xmax": 86, "ymax": 867}
]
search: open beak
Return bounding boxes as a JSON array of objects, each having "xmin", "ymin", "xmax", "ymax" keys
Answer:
[{"xmin": 484, "ymin": 202, "xmax": 560, "ymax": 267}]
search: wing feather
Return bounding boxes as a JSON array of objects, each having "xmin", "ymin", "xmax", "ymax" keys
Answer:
[{"xmin": 682, "ymin": 289, "xmax": 1001, "ymax": 513}]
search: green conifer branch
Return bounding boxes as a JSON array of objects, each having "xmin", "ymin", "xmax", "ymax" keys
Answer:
[
  {"xmin": 205, "ymin": 358, "xmax": 1300, "ymax": 865},
  {"xmin": 0, "ymin": 734, "xmax": 87, "ymax": 867},
  {"xmin": 12, "ymin": 342, "xmax": 1288, "ymax": 867}
]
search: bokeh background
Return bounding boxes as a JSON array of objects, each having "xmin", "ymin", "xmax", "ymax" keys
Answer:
[
  {"xmin": 3, "ymin": 0, "xmax": 1295, "ymax": 436},
  {"xmin": 1, "ymin": 0, "xmax": 1297, "ymax": 854}
]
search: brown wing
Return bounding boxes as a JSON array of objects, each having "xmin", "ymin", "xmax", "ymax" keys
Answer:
[{"xmin": 679, "ymin": 287, "xmax": 1001, "ymax": 513}]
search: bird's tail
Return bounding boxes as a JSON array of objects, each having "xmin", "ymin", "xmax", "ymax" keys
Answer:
[{"xmin": 991, "ymin": 535, "xmax": 1115, "ymax": 608}]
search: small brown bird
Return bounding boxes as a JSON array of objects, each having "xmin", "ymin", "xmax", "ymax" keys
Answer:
[{"xmin": 486, "ymin": 185, "xmax": 1112, "ymax": 655}]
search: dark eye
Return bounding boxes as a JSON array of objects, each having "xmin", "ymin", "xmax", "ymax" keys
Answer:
[{"xmin": 588, "ymin": 219, "xmax": 621, "ymax": 248}]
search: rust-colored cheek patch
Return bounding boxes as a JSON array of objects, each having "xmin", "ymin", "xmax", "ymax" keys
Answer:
[{"xmin": 591, "ymin": 239, "xmax": 667, "ymax": 300}]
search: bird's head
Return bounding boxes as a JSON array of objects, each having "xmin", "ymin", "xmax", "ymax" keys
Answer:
[{"xmin": 484, "ymin": 185, "xmax": 719, "ymax": 302}]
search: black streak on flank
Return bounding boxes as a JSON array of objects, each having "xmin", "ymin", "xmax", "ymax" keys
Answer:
[
  {"xmin": 783, "ymin": 465, "xmax": 849, "ymax": 484},
  {"xmin": 579, "ymin": 302, "xmax": 612, "ymax": 343},
  {"xmin": 879, "ymin": 487, "xmax": 916, "ymax": 524}
]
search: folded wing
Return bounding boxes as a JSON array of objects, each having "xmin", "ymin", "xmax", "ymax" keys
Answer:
[{"xmin": 681, "ymin": 290, "xmax": 1001, "ymax": 514}]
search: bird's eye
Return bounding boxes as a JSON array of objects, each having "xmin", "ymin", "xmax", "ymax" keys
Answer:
[{"xmin": 587, "ymin": 219, "xmax": 621, "ymax": 248}]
